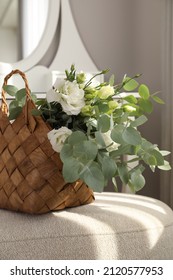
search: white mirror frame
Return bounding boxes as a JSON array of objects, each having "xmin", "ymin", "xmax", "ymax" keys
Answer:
[
  {"xmin": 0, "ymin": 0, "xmax": 60, "ymax": 92},
  {"xmin": 0, "ymin": 0, "xmax": 99, "ymax": 92},
  {"xmin": 0, "ymin": 0, "xmax": 60, "ymax": 74}
]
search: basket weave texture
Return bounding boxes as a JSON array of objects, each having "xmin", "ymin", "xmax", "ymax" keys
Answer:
[{"xmin": 0, "ymin": 70, "xmax": 94, "ymax": 214}]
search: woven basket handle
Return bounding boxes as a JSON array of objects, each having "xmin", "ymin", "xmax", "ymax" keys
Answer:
[{"xmin": 1, "ymin": 69, "xmax": 31, "ymax": 115}]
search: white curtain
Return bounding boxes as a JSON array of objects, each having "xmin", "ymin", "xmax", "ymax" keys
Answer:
[
  {"xmin": 160, "ymin": 0, "xmax": 173, "ymax": 209},
  {"xmin": 20, "ymin": 0, "xmax": 48, "ymax": 59}
]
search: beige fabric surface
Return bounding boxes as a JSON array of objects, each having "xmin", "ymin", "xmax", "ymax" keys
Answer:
[{"xmin": 0, "ymin": 192, "xmax": 173, "ymax": 260}]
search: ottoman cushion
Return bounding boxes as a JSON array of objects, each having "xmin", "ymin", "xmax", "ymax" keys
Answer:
[{"xmin": 0, "ymin": 192, "xmax": 173, "ymax": 259}]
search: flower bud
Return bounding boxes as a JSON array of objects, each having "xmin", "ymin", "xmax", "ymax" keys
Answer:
[
  {"xmin": 123, "ymin": 104, "xmax": 136, "ymax": 112},
  {"xmin": 108, "ymin": 100, "xmax": 118, "ymax": 110},
  {"xmin": 81, "ymin": 105, "xmax": 93, "ymax": 116},
  {"xmin": 76, "ymin": 73, "xmax": 86, "ymax": 84},
  {"xmin": 85, "ymin": 87, "xmax": 98, "ymax": 99}
]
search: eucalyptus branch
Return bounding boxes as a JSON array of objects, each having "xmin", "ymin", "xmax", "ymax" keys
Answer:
[
  {"xmin": 113, "ymin": 74, "xmax": 142, "ymax": 94},
  {"xmin": 83, "ymin": 69, "xmax": 110, "ymax": 90},
  {"xmin": 126, "ymin": 157, "xmax": 141, "ymax": 163}
]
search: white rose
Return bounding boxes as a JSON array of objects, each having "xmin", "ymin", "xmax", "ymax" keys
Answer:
[
  {"xmin": 47, "ymin": 127, "xmax": 72, "ymax": 153},
  {"xmin": 46, "ymin": 80, "xmax": 85, "ymax": 115},
  {"xmin": 101, "ymin": 130, "xmax": 119, "ymax": 152}
]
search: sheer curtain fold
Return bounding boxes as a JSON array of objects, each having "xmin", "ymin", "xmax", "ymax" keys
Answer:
[{"xmin": 161, "ymin": 0, "xmax": 173, "ymax": 208}]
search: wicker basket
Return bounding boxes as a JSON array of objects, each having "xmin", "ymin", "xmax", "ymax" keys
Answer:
[{"xmin": 0, "ymin": 69, "xmax": 94, "ymax": 214}]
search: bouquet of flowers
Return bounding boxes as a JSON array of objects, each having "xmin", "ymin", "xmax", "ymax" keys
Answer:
[{"xmin": 7, "ymin": 65, "xmax": 171, "ymax": 193}]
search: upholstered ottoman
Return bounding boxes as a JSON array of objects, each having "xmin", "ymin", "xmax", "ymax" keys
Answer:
[{"xmin": 0, "ymin": 192, "xmax": 173, "ymax": 259}]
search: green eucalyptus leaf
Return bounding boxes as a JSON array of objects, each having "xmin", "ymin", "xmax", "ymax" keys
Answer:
[
  {"xmin": 73, "ymin": 140, "xmax": 98, "ymax": 161},
  {"xmin": 60, "ymin": 144, "xmax": 73, "ymax": 162},
  {"xmin": 16, "ymin": 88, "xmax": 26, "ymax": 102},
  {"xmin": 119, "ymin": 112, "xmax": 130, "ymax": 123},
  {"xmin": 31, "ymin": 93, "xmax": 37, "ymax": 103},
  {"xmin": 160, "ymin": 150, "xmax": 171, "ymax": 156},
  {"xmin": 102, "ymin": 156, "xmax": 117, "ymax": 180},
  {"xmin": 79, "ymin": 162, "xmax": 105, "ymax": 192},
  {"xmin": 62, "ymin": 158, "xmax": 81, "ymax": 182},
  {"xmin": 95, "ymin": 131, "xmax": 106, "ymax": 148},
  {"xmin": 128, "ymin": 164, "xmax": 145, "ymax": 176},
  {"xmin": 110, "ymin": 144, "xmax": 132, "ymax": 158},
  {"xmin": 128, "ymin": 181, "xmax": 135, "ymax": 193},
  {"xmin": 123, "ymin": 95, "xmax": 137, "ymax": 104},
  {"xmin": 109, "ymin": 74, "xmax": 115, "ymax": 86},
  {"xmin": 113, "ymin": 108, "xmax": 123, "ymax": 119},
  {"xmin": 150, "ymin": 149, "xmax": 164, "ymax": 166},
  {"xmin": 122, "ymin": 127, "xmax": 142, "ymax": 146},
  {"xmin": 131, "ymin": 115, "xmax": 148, "ymax": 127},
  {"xmin": 123, "ymin": 77, "xmax": 139, "ymax": 91},
  {"xmin": 36, "ymin": 99, "xmax": 46, "ymax": 106},
  {"xmin": 31, "ymin": 109, "xmax": 42, "ymax": 116},
  {"xmin": 150, "ymin": 165, "xmax": 156, "ymax": 172},
  {"xmin": 112, "ymin": 177, "xmax": 118, "ymax": 192},
  {"xmin": 141, "ymin": 138, "xmax": 155, "ymax": 151},
  {"xmin": 98, "ymin": 103, "xmax": 109, "ymax": 113},
  {"xmin": 142, "ymin": 153, "xmax": 152, "ymax": 165},
  {"xmin": 138, "ymin": 99, "xmax": 153, "ymax": 114},
  {"xmin": 151, "ymin": 95, "xmax": 165, "ymax": 104},
  {"xmin": 138, "ymin": 84, "xmax": 150, "ymax": 99},
  {"xmin": 46, "ymin": 118, "xmax": 58, "ymax": 124},
  {"xmin": 3, "ymin": 85, "xmax": 18, "ymax": 96},
  {"xmin": 131, "ymin": 171, "xmax": 145, "ymax": 191},
  {"xmin": 146, "ymin": 155, "xmax": 157, "ymax": 166},
  {"xmin": 67, "ymin": 131, "xmax": 87, "ymax": 145},
  {"xmin": 158, "ymin": 160, "xmax": 171, "ymax": 171},
  {"xmin": 8, "ymin": 106, "xmax": 22, "ymax": 120},
  {"xmin": 117, "ymin": 163, "xmax": 129, "ymax": 184},
  {"xmin": 111, "ymin": 124, "xmax": 126, "ymax": 144},
  {"xmin": 9, "ymin": 100, "xmax": 19, "ymax": 110},
  {"xmin": 97, "ymin": 114, "xmax": 110, "ymax": 133}
]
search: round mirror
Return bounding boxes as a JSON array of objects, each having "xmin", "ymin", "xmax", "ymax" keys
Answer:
[
  {"xmin": 0, "ymin": 0, "xmax": 48, "ymax": 63},
  {"xmin": 0, "ymin": 0, "xmax": 60, "ymax": 72}
]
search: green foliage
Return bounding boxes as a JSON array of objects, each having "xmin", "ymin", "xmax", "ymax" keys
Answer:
[
  {"xmin": 138, "ymin": 84, "xmax": 150, "ymax": 99},
  {"xmin": 123, "ymin": 77, "xmax": 139, "ymax": 91},
  {"xmin": 109, "ymin": 74, "xmax": 115, "ymax": 86},
  {"xmin": 151, "ymin": 95, "xmax": 165, "ymax": 104},
  {"xmin": 130, "ymin": 171, "xmax": 145, "ymax": 191},
  {"xmin": 4, "ymin": 86, "xmax": 37, "ymax": 120},
  {"xmin": 111, "ymin": 124, "xmax": 126, "ymax": 144},
  {"xmin": 122, "ymin": 127, "xmax": 142, "ymax": 146},
  {"xmin": 138, "ymin": 99, "xmax": 153, "ymax": 114},
  {"xmin": 6, "ymin": 65, "xmax": 171, "ymax": 193},
  {"xmin": 9, "ymin": 107, "xmax": 23, "ymax": 120},
  {"xmin": 130, "ymin": 115, "xmax": 148, "ymax": 127},
  {"xmin": 97, "ymin": 114, "xmax": 110, "ymax": 132},
  {"xmin": 3, "ymin": 85, "xmax": 18, "ymax": 96}
]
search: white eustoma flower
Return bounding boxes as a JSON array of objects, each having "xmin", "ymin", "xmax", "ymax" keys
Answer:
[
  {"xmin": 46, "ymin": 80, "xmax": 64, "ymax": 103},
  {"xmin": 46, "ymin": 79, "xmax": 85, "ymax": 115},
  {"xmin": 97, "ymin": 85, "xmax": 114, "ymax": 99},
  {"xmin": 46, "ymin": 88, "xmax": 60, "ymax": 103},
  {"xmin": 47, "ymin": 127, "xmax": 72, "ymax": 153},
  {"xmin": 101, "ymin": 130, "xmax": 119, "ymax": 152}
]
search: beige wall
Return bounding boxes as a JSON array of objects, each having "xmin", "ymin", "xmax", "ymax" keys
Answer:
[
  {"xmin": 70, "ymin": 0, "xmax": 163, "ymax": 199},
  {"xmin": 0, "ymin": 28, "xmax": 18, "ymax": 62}
]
